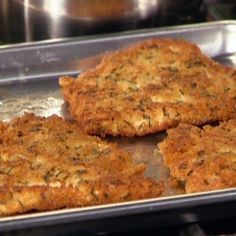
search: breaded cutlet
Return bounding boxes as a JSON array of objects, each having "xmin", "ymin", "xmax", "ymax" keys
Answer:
[
  {"xmin": 0, "ymin": 113, "xmax": 163, "ymax": 216},
  {"xmin": 59, "ymin": 38, "xmax": 236, "ymax": 137},
  {"xmin": 158, "ymin": 119, "xmax": 236, "ymax": 193}
]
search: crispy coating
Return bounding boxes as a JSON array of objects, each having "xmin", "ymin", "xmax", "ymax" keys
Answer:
[
  {"xmin": 59, "ymin": 38, "xmax": 236, "ymax": 137},
  {"xmin": 0, "ymin": 113, "xmax": 163, "ymax": 216},
  {"xmin": 158, "ymin": 120, "xmax": 236, "ymax": 193}
]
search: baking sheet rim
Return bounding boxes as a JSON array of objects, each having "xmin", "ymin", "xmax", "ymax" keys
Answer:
[
  {"xmin": 0, "ymin": 188, "xmax": 236, "ymax": 223},
  {"xmin": 0, "ymin": 20, "xmax": 236, "ymax": 51}
]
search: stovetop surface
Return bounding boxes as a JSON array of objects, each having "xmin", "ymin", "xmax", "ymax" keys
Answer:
[{"xmin": 3, "ymin": 217, "xmax": 236, "ymax": 236}]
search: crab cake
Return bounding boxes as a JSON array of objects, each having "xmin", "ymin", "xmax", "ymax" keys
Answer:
[
  {"xmin": 158, "ymin": 119, "xmax": 236, "ymax": 193},
  {"xmin": 59, "ymin": 38, "xmax": 236, "ymax": 137},
  {"xmin": 0, "ymin": 113, "xmax": 163, "ymax": 216}
]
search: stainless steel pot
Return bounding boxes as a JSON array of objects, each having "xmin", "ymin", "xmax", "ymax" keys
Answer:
[
  {"xmin": 1, "ymin": 0, "xmax": 202, "ymax": 43},
  {"xmin": 21, "ymin": 0, "xmax": 161, "ymax": 22},
  {"xmin": 13, "ymin": 0, "xmax": 161, "ymax": 41}
]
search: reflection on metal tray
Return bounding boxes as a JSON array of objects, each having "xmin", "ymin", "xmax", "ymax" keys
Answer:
[{"xmin": 0, "ymin": 21, "xmax": 236, "ymax": 234}]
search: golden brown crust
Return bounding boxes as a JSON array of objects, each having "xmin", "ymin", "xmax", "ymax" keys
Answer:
[
  {"xmin": 59, "ymin": 38, "xmax": 236, "ymax": 137},
  {"xmin": 158, "ymin": 119, "xmax": 236, "ymax": 193},
  {"xmin": 0, "ymin": 113, "xmax": 163, "ymax": 216},
  {"xmin": 0, "ymin": 121, "xmax": 7, "ymax": 143}
]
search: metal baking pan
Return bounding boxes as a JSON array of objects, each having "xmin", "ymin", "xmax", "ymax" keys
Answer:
[{"xmin": 0, "ymin": 20, "xmax": 236, "ymax": 234}]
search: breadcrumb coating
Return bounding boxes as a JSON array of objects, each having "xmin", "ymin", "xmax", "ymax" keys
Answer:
[
  {"xmin": 159, "ymin": 120, "xmax": 236, "ymax": 193},
  {"xmin": 60, "ymin": 38, "xmax": 236, "ymax": 137},
  {"xmin": 0, "ymin": 113, "xmax": 163, "ymax": 216}
]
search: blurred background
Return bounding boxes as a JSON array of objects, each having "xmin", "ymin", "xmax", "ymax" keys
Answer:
[{"xmin": 0, "ymin": 0, "xmax": 235, "ymax": 44}]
